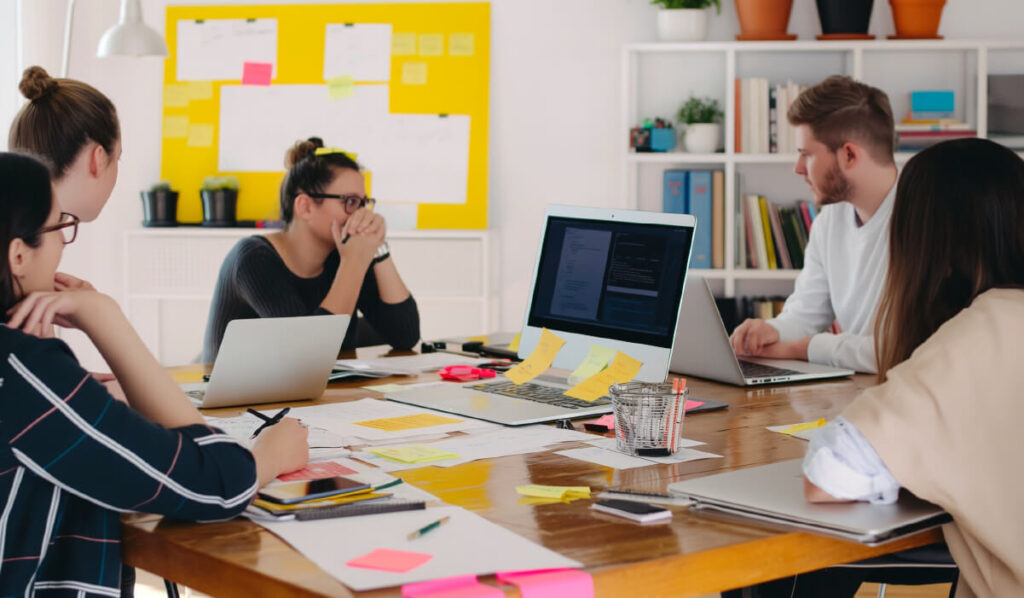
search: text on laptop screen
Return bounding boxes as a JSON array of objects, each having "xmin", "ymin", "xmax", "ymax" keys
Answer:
[{"xmin": 527, "ymin": 216, "xmax": 693, "ymax": 348}]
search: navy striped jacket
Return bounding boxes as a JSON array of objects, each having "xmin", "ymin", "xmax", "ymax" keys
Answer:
[{"xmin": 0, "ymin": 327, "xmax": 258, "ymax": 596}]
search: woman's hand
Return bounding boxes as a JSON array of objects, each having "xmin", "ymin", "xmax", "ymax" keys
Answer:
[
  {"xmin": 54, "ymin": 272, "xmax": 96, "ymax": 292},
  {"xmin": 5, "ymin": 290, "xmax": 111, "ymax": 337},
  {"xmin": 251, "ymin": 418, "xmax": 310, "ymax": 486},
  {"xmin": 332, "ymin": 208, "xmax": 386, "ymax": 263}
]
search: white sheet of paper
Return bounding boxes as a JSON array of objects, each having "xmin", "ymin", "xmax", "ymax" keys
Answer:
[
  {"xmin": 257, "ymin": 506, "xmax": 580, "ymax": 591},
  {"xmin": 176, "ymin": 19, "xmax": 277, "ymax": 81},
  {"xmin": 367, "ymin": 114, "xmax": 471, "ymax": 205},
  {"xmin": 555, "ymin": 447, "xmax": 654, "ymax": 470},
  {"xmin": 637, "ymin": 447, "xmax": 724, "ymax": 465},
  {"xmin": 337, "ymin": 353, "xmax": 490, "ymax": 374},
  {"xmin": 586, "ymin": 437, "xmax": 705, "ymax": 450},
  {"xmin": 204, "ymin": 413, "xmax": 351, "ymax": 460},
  {"xmin": 323, "ymin": 23, "xmax": 392, "ymax": 82}
]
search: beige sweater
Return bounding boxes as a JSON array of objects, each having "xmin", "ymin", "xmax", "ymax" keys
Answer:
[{"xmin": 843, "ymin": 289, "xmax": 1024, "ymax": 598}]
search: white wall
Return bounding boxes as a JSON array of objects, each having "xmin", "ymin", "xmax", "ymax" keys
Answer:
[{"xmin": 10, "ymin": 0, "xmax": 1024, "ymax": 368}]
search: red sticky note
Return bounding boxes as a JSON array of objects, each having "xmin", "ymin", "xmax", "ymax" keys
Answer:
[
  {"xmin": 277, "ymin": 461, "xmax": 358, "ymax": 482},
  {"xmin": 496, "ymin": 568, "xmax": 593, "ymax": 598},
  {"xmin": 347, "ymin": 548, "xmax": 433, "ymax": 573},
  {"xmin": 402, "ymin": 575, "xmax": 504, "ymax": 597},
  {"xmin": 684, "ymin": 399, "xmax": 705, "ymax": 411},
  {"xmin": 241, "ymin": 61, "xmax": 273, "ymax": 85}
]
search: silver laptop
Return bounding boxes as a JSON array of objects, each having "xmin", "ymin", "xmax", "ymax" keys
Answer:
[
  {"xmin": 386, "ymin": 205, "xmax": 697, "ymax": 425},
  {"xmin": 184, "ymin": 314, "xmax": 350, "ymax": 408},
  {"xmin": 671, "ymin": 276, "xmax": 853, "ymax": 385},
  {"xmin": 668, "ymin": 459, "xmax": 950, "ymax": 545}
]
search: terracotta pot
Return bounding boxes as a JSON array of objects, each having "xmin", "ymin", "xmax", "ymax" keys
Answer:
[
  {"xmin": 735, "ymin": 0, "xmax": 796, "ymax": 40},
  {"xmin": 890, "ymin": 0, "xmax": 946, "ymax": 38}
]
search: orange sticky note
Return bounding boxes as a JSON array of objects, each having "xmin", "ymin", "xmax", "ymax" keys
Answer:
[
  {"xmin": 347, "ymin": 548, "xmax": 432, "ymax": 573},
  {"xmin": 504, "ymin": 328, "xmax": 566, "ymax": 385},
  {"xmin": 242, "ymin": 61, "xmax": 273, "ymax": 85}
]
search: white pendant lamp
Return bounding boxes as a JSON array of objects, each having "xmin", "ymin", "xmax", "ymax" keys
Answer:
[{"xmin": 96, "ymin": 0, "xmax": 168, "ymax": 58}]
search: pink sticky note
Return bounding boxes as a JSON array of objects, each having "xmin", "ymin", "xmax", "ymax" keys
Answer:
[
  {"xmin": 496, "ymin": 568, "xmax": 594, "ymax": 598},
  {"xmin": 277, "ymin": 461, "xmax": 358, "ymax": 482},
  {"xmin": 594, "ymin": 414, "xmax": 615, "ymax": 429},
  {"xmin": 347, "ymin": 548, "xmax": 433, "ymax": 573},
  {"xmin": 402, "ymin": 575, "xmax": 504, "ymax": 598},
  {"xmin": 684, "ymin": 399, "xmax": 705, "ymax": 411},
  {"xmin": 241, "ymin": 61, "xmax": 273, "ymax": 85}
]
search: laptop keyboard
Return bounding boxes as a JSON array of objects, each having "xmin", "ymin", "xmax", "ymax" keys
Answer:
[
  {"xmin": 465, "ymin": 381, "xmax": 611, "ymax": 409},
  {"xmin": 738, "ymin": 360, "xmax": 801, "ymax": 378}
]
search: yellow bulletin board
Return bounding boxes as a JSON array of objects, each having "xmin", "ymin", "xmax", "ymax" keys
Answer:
[{"xmin": 162, "ymin": 3, "xmax": 490, "ymax": 229}]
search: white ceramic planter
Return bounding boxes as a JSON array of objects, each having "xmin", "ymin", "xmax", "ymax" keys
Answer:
[
  {"xmin": 683, "ymin": 123, "xmax": 721, "ymax": 153},
  {"xmin": 656, "ymin": 9, "xmax": 709, "ymax": 42}
]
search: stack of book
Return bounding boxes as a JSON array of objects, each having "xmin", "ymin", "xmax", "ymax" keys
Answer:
[
  {"xmin": 896, "ymin": 91, "xmax": 976, "ymax": 150},
  {"xmin": 738, "ymin": 196, "xmax": 816, "ymax": 270},
  {"xmin": 734, "ymin": 79, "xmax": 807, "ymax": 154},
  {"xmin": 663, "ymin": 169, "xmax": 726, "ymax": 269}
]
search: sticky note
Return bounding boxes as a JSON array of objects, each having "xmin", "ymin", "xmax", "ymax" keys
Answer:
[
  {"xmin": 355, "ymin": 413, "xmax": 463, "ymax": 432},
  {"xmin": 449, "ymin": 33, "xmax": 475, "ymax": 56},
  {"xmin": 568, "ymin": 345, "xmax": 615, "ymax": 385},
  {"xmin": 327, "ymin": 74, "xmax": 354, "ymax": 99},
  {"xmin": 496, "ymin": 569, "xmax": 594, "ymax": 598},
  {"xmin": 370, "ymin": 445, "xmax": 461, "ymax": 464},
  {"xmin": 504, "ymin": 328, "xmax": 566, "ymax": 385},
  {"xmin": 779, "ymin": 418, "xmax": 827, "ymax": 435},
  {"xmin": 401, "ymin": 62, "xmax": 428, "ymax": 85},
  {"xmin": 593, "ymin": 414, "xmax": 615, "ymax": 430},
  {"xmin": 162, "ymin": 115, "xmax": 189, "ymax": 139},
  {"xmin": 185, "ymin": 80, "xmax": 213, "ymax": 101},
  {"xmin": 402, "ymin": 575, "xmax": 504, "ymax": 598},
  {"xmin": 163, "ymin": 83, "xmax": 190, "ymax": 108},
  {"xmin": 392, "ymin": 32, "xmax": 417, "ymax": 56},
  {"xmin": 563, "ymin": 351, "xmax": 643, "ymax": 402},
  {"xmin": 685, "ymin": 400, "xmax": 705, "ymax": 411},
  {"xmin": 418, "ymin": 33, "xmax": 444, "ymax": 56},
  {"xmin": 186, "ymin": 124, "xmax": 214, "ymax": 148},
  {"xmin": 508, "ymin": 333, "xmax": 521, "ymax": 353},
  {"xmin": 242, "ymin": 61, "xmax": 273, "ymax": 85},
  {"xmin": 347, "ymin": 548, "xmax": 433, "ymax": 573},
  {"xmin": 361, "ymin": 383, "xmax": 408, "ymax": 393},
  {"xmin": 277, "ymin": 461, "xmax": 357, "ymax": 482},
  {"xmin": 515, "ymin": 485, "xmax": 590, "ymax": 500}
]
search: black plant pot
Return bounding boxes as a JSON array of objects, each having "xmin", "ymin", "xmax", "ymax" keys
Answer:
[
  {"xmin": 816, "ymin": 0, "xmax": 873, "ymax": 35},
  {"xmin": 200, "ymin": 189, "xmax": 238, "ymax": 227},
  {"xmin": 140, "ymin": 190, "xmax": 179, "ymax": 227}
]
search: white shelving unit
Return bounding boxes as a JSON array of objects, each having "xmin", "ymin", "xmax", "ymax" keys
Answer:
[{"xmin": 622, "ymin": 39, "xmax": 1024, "ymax": 297}]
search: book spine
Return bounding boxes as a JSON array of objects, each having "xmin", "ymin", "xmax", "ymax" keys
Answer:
[
  {"xmin": 662, "ymin": 170, "xmax": 688, "ymax": 214},
  {"xmin": 767, "ymin": 201, "xmax": 791, "ymax": 269},
  {"xmin": 711, "ymin": 170, "xmax": 725, "ymax": 269},
  {"xmin": 687, "ymin": 170, "xmax": 713, "ymax": 269},
  {"xmin": 769, "ymin": 85, "xmax": 778, "ymax": 154},
  {"xmin": 758, "ymin": 196, "xmax": 777, "ymax": 270},
  {"xmin": 734, "ymin": 78, "xmax": 742, "ymax": 154},
  {"xmin": 743, "ymin": 198, "xmax": 757, "ymax": 269},
  {"xmin": 780, "ymin": 208, "xmax": 803, "ymax": 269},
  {"xmin": 748, "ymin": 195, "xmax": 769, "ymax": 270}
]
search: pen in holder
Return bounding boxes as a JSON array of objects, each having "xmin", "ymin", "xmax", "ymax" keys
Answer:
[{"xmin": 611, "ymin": 380, "xmax": 687, "ymax": 456}]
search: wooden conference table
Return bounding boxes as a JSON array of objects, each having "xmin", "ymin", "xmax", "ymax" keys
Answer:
[{"xmin": 122, "ymin": 348, "xmax": 941, "ymax": 597}]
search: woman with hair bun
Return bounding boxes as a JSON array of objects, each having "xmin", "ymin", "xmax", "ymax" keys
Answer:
[{"xmin": 201, "ymin": 137, "xmax": 420, "ymax": 362}]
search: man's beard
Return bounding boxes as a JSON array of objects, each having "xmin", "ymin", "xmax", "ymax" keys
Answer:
[{"xmin": 817, "ymin": 160, "xmax": 852, "ymax": 206}]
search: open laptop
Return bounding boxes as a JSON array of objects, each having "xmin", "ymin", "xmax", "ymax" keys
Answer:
[
  {"xmin": 670, "ymin": 276, "xmax": 854, "ymax": 385},
  {"xmin": 667, "ymin": 459, "xmax": 950, "ymax": 545},
  {"xmin": 386, "ymin": 205, "xmax": 697, "ymax": 425},
  {"xmin": 184, "ymin": 314, "xmax": 350, "ymax": 408}
]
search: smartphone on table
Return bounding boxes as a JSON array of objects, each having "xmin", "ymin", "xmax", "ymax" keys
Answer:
[{"xmin": 257, "ymin": 476, "xmax": 370, "ymax": 505}]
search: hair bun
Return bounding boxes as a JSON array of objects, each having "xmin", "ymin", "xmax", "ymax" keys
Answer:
[
  {"xmin": 284, "ymin": 137, "xmax": 324, "ymax": 168},
  {"xmin": 19, "ymin": 66, "xmax": 58, "ymax": 101}
]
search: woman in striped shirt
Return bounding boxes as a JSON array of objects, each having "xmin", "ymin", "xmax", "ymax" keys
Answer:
[{"xmin": 0, "ymin": 152, "xmax": 309, "ymax": 596}]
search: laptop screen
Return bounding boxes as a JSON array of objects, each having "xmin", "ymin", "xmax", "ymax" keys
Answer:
[{"xmin": 526, "ymin": 216, "xmax": 694, "ymax": 348}]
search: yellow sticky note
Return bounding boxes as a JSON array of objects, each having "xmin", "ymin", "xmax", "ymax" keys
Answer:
[
  {"xmin": 515, "ymin": 485, "xmax": 591, "ymax": 500},
  {"xmin": 164, "ymin": 83, "xmax": 190, "ymax": 108},
  {"xmin": 401, "ymin": 62, "xmax": 428, "ymax": 85},
  {"xmin": 418, "ymin": 33, "xmax": 444, "ymax": 56},
  {"xmin": 780, "ymin": 418, "xmax": 827, "ymax": 435},
  {"xmin": 564, "ymin": 351, "xmax": 643, "ymax": 402},
  {"xmin": 369, "ymin": 445, "xmax": 460, "ymax": 464},
  {"xmin": 186, "ymin": 124, "xmax": 214, "ymax": 148},
  {"xmin": 449, "ymin": 33, "xmax": 475, "ymax": 56},
  {"xmin": 504, "ymin": 328, "xmax": 566, "ymax": 385},
  {"xmin": 508, "ymin": 333, "xmax": 521, "ymax": 353},
  {"xmin": 163, "ymin": 115, "xmax": 189, "ymax": 139},
  {"xmin": 354, "ymin": 413, "xmax": 463, "ymax": 432},
  {"xmin": 327, "ymin": 75, "xmax": 354, "ymax": 99},
  {"xmin": 392, "ymin": 32, "xmax": 417, "ymax": 55},
  {"xmin": 568, "ymin": 345, "xmax": 616, "ymax": 385},
  {"xmin": 186, "ymin": 80, "xmax": 213, "ymax": 101}
]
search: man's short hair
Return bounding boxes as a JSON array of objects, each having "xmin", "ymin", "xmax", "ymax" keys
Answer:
[{"xmin": 787, "ymin": 75, "xmax": 895, "ymax": 165}]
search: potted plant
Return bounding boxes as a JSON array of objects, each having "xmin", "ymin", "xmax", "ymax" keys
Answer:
[
  {"xmin": 889, "ymin": 0, "xmax": 946, "ymax": 39},
  {"xmin": 140, "ymin": 181, "xmax": 178, "ymax": 227},
  {"xmin": 678, "ymin": 96, "xmax": 723, "ymax": 153},
  {"xmin": 735, "ymin": 0, "xmax": 796, "ymax": 40},
  {"xmin": 651, "ymin": 0, "xmax": 722, "ymax": 42},
  {"xmin": 816, "ymin": 0, "xmax": 875, "ymax": 39},
  {"xmin": 200, "ymin": 175, "xmax": 239, "ymax": 227}
]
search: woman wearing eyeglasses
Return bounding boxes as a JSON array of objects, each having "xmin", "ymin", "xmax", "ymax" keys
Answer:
[{"xmin": 201, "ymin": 137, "xmax": 420, "ymax": 362}]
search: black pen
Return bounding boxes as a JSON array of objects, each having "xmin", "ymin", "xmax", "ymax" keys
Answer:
[{"xmin": 248, "ymin": 407, "xmax": 290, "ymax": 439}]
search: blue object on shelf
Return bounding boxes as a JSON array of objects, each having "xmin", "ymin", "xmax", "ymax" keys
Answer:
[
  {"xmin": 650, "ymin": 128, "xmax": 677, "ymax": 152},
  {"xmin": 663, "ymin": 170, "xmax": 688, "ymax": 214},
  {"xmin": 911, "ymin": 91, "xmax": 955, "ymax": 112},
  {"xmin": 687, "ymin": 171, "xmax": 713, "ymax": 269}
]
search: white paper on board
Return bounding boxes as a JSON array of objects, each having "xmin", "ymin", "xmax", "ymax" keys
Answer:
[
  {"xmin": 324, "ymin": 23, "xmax": 393, "ymax": 83},
  {"xmin": 176, "ymin": 19, "xmax": 278, "ymax": 81}
]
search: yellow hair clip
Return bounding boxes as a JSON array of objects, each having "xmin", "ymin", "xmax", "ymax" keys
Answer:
[{"xmin": 313, "ymin": 147, "xmax": 358, "ymax": 161}]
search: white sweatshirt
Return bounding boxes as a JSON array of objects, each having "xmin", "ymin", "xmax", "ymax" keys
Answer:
[{"xmin": 767, "ymin": 184, "xmax": 895, "ymax": 373}]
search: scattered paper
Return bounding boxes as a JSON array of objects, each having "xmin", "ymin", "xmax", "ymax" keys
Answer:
[
  {"xmin": 401, "ymin": 62, "xmax": 428, "ymax": 85},
  {"xmin": 340, "ymin": 353, "xmax": 489, "ymax": 374},
  {"xmin": 767, "ymin": 418, "xmax": 827, "ymax": 441},
  {"xmin": 348, "ymin": 548, "xmax": 433, "ymax": 573},
  {"xmin": 391, "ymin": 32, "xmax": 417, "ymax": 56},
  {"xmin": 496, "ymin": 569, "xmax": 592, "ymax": 598},
  {"xmin": 241, "ymin": 61, "xmax": 273, "ymax": 85},
  {"xmin": 176, "ymin": 18, "xmax": 277, "ymax": 81},
  {"xmin": 516, "ymin": 485, "xmax": 590, "ymax": 500},
  {"xmin": 362, "ymin": 383, "xmax": 410, "ymax": 393},
  {"xmin": 563, "ymin": 351, "xmax": 642, "ymax": 402},
  {"xmin": 637, "ymin": 447, "xmax": 724, "ymax": 465},
  {"xmin": 505, "ymin": 328, "xmax": 566, "ymax": 385},
  {"xmin": 370, "ymin": 446, "xmax": 462, "ymax": 464},
  {"xmin": 555, "ymin": 447, "xmax": 652, "ymax": 470},
  {"xmin": 567, "ymin": 345, "xmax": 615, "ymax": 385},
  {"xmin": 163, "ymin": 115, "xmax": 189, "ymax": 138},
  {"xmin": 164, "ymin": 83, "xmax": 190, "ymax": 108},
  {"xmin": 278, "ymin": 461, "xmax": 358, "ymax": 482},
  {"xmin": 418, "ymin": 34, "xmax": 444, "ymax": 56},
  {"xmin": 355, "ymin": 414, "xmax": 464, "ymax": 432},
  {"xmin": 587, "ymin": 437, "xmax": 704, "ymax": 450},
  {"xmin": 449, "ymin": 34, "xmax": 475, "ymax": 57},
  {"xmin": 324, "ymin": 23, "xmax": 392, "ymax": 82},
  {"xmin": 186, "ymin": 123, "xmax": 214, "ymax": 148},
  {"xmin": 327, "ymin": 74, "xmax": 355, "ymax": 99}
]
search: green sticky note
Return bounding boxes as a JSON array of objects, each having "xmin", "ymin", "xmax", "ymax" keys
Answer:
[
  {"xmin": 392, "ymin": 32, "xmax": 417, "ymax": 56},
  {"xmin": 401, "ymin": 62, "xmax": 428, "ymax": 86},
  {"xmin": 418, "ymin": 33, "xmax": 444, "ymax": 57},
  {"xmin": 327, "ymin": 75, "xmax": 355, "ymax": 99},
  {"xmin": 369, "ymin": 445, "xmax": 460, "ymax": 464},
  {"xmin": 449, "ymin": 33, "xmax": 475, "ymax": 56},
  {"xmin": 568, "ymin": 345, "xmax": 616, "ymax": 385}
]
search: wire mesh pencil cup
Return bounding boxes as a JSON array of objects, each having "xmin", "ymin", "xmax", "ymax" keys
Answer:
[{"xmin": 611, "ymin": 382, "xmax": 687, "ymax": 456}]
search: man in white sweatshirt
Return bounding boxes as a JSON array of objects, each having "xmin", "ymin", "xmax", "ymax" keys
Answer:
[{"xmin": 730, "ymin": 76, "xmax": 898, "ymax": 373}]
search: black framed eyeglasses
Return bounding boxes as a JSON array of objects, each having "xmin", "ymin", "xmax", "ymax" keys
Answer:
[
  {"xmin": 37, "ymin": 212, "xmax": 80, "ymax": 245},
  {"xmin": 307, "ymin": 193, "xmax": 376, "ymax": 214}
]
